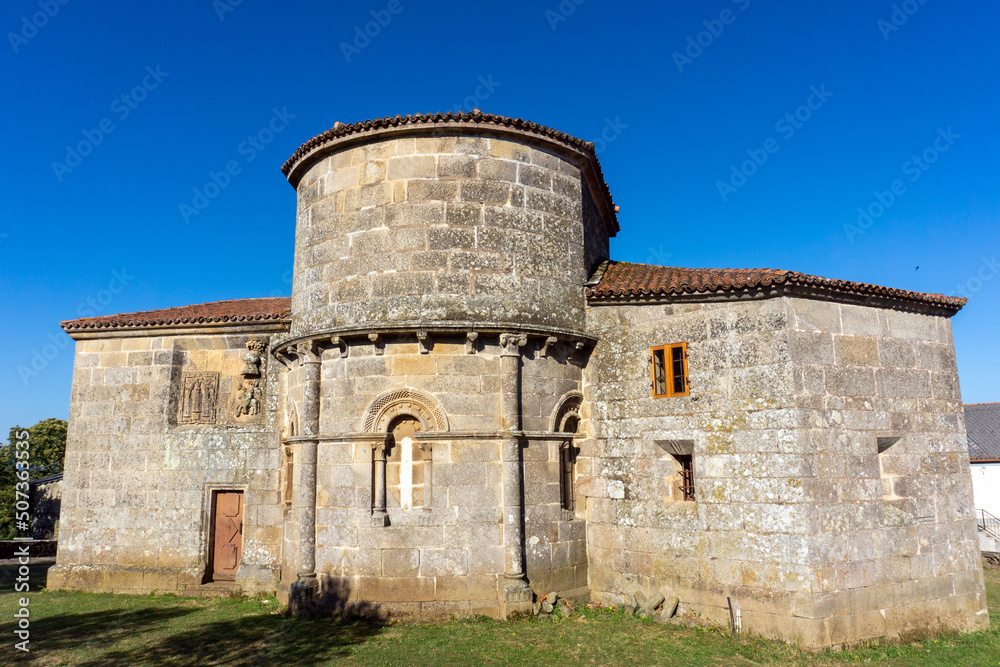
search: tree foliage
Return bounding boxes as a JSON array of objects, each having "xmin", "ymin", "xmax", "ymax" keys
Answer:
[{"xmin": 0, "ymin": 418, "xmax": 68, "ymax": 539}]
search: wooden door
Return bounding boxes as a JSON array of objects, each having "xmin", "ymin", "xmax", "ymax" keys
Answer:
[{"xmin": 211, "ymin": 491, "xmax": 243, "ymax": 581}]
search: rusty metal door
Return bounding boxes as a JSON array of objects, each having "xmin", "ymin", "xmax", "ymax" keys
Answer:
[{"xmin": 211, "ymin": 491, "xmax": 243, "ymax": 581}]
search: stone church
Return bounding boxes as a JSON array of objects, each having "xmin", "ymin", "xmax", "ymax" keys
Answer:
[{"xmin": 50, "ymin": 111, "xmax": 988, "ymax": 647}]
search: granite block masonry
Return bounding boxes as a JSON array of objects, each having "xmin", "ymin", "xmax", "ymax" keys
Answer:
[{"xmin": 50, "ymin": 110, "xmax": 987, "ymax": 647}]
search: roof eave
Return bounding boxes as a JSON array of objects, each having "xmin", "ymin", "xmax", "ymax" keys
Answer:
[
  {"xmin": 586, "ymin": 284, "xmax": 965, "ymax": 317},
  {"xmin": 61, "ymin": 319, "xmax": 290, "ymax": 340}
]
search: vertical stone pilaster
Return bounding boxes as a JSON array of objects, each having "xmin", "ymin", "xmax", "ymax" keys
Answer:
[
  {"xmin": 419, "ymin": 441, "xmax": 433, "ymax": 521},
  {"xmin": 499, "ymin": 333, "xmax": 533, "ymax": 617},
  {"xmin": 371, "ymin": 440, "xmax": 388, "ymax": 527},
  {"xmin": 290, "ymin": 341, "xmax": 320, "ymax": 612}
]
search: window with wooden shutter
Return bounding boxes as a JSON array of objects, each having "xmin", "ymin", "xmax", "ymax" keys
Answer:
[{"xmin": 650, "ymin": 343, "xmax": 689, "ymax": 398}]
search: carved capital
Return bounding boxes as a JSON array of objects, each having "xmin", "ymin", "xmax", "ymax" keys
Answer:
[{"xmin": 499, "ymin": 333, "xmax": 528, "ymax": 357}]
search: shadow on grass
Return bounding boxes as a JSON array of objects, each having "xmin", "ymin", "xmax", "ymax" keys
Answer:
[
  {"xmin": 74, "ymin": 609, "xmax": 386, "ymax": 667},
  {"xmin": 1, "ymin": 571, "xmax": 388, "ymax": 665},
  {"xmin": 29, "ymin": 606, "xmax": 199, "ymax": 652},
  {"xmin": 1, "ymin": 597, "xmax": 386, "ymax": 666}
]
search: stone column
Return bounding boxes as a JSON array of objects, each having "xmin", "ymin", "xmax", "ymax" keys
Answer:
[
  {"xmin": 371, "ymin": 439, "xmax": 388, "ymax": 527},
  {"xmin": 498, "ymin": 333, "xmax": 533, "ymax": 617},
  {"xmin": 290, "ymin": 341, "xmax": 320, "ymax": 613},
  {"xmin": 419, "ymin": 440, "xmax": 433, "ymax": 523}
]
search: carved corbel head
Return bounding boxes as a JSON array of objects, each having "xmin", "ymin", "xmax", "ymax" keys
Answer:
[
  {"xmin": 330, "ymin": 336, "xmax": 348, "ymax": 358},
  {"xmin": 295, "ymin": 341, "xmax": 320, "ymax": 365},
  {"xmin": 416, "ymin": 330, "xmax": 430, "ymax": 355},
  {"xmin": 368, "ymin": 333, "xmax": 384, "ymax": 356}
]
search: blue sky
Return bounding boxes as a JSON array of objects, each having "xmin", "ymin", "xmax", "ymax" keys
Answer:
[{"xmin": 2, "ymin": 0, "xmax": 998, "ymax": 436}]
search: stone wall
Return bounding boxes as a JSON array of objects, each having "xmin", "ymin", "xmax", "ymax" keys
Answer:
[
  {"xmin": 48, "ymin": 331, "xmax": 284, "ymax": 595},
  {"xmin": 278, "ymin": 332, "xmax": 587, "ymax": 616},
  {"xmin": 582, "ymin": 296, "xmax": 988, "ymax": 647},
  {"xmin": 787, "ymin": 299, "xmax": 986, "ymax": 645},
  {"xmin": 289, "ymin": 134, "xmax": 608, "ymax": 334}
]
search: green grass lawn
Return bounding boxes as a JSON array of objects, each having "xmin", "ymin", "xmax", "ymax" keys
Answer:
[{"xmin": 1, "ymin": 562, "xmax": 998, "ymax": 666}]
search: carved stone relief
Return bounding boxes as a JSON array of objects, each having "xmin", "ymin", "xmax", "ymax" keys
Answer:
[
  {"xmin": 232, "ymin": 339, "xmax": 268, "ymax": 424},
  {"xmin": 241, "ymin": 340, "xmax": 266, "ymax": 377},
  {"xmin": 178, "ymin": 373, "xmax": 219, "ymax": 424}
]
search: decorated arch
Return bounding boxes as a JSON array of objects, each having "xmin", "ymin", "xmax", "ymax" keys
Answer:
[{"xmin": 362, "ymin": 388, "xmax": 449, "ymax": 433}]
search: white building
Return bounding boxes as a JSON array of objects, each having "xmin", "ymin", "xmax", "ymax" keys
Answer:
[{"xmin": 966, "ymin": 402, "xmax": 1000, "ymax": 552}]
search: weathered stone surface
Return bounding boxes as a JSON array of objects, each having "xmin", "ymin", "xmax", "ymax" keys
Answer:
[
  {"xmin": 54, "ymin": 120, "xmax": 983, "ymax": 649},
  {"xmin": 583, "ymin": 297, "xmax": 984, "ymax": 648}
]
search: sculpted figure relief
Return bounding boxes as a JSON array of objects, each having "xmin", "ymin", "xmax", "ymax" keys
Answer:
[
  {"xmin": 236, "ymin": 379, "xmax": 263, "ymax": 417},
  {"xmin": 241, "ymin": 340, "xmax": 266, "ymax": 377}
]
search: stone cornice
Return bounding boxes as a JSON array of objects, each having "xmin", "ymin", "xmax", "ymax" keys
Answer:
[
  {"xmin": 282, "ymin": 430, "xmax": 581, "ymax": 444},
  {"xmin": 272, "ymin": 321, "xmax": 597, "ymax": 361}
]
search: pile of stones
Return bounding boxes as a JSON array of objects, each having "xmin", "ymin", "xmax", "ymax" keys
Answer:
[
  {"xmin": 625, "ymin": 590, "xmax": 680, "ymax": 622},
  {"xmin": 532, "ymin": 592, "xmax": 573, "ymax": 618}
]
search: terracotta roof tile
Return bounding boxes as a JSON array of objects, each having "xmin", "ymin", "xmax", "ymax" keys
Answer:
[
  {"xmin": 61, "ymin": 297, "xmax": 291, "ymax": 332},
  {"xmin": 586, "ymin": 261, "xmax": 966, "ymax": 314}
]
